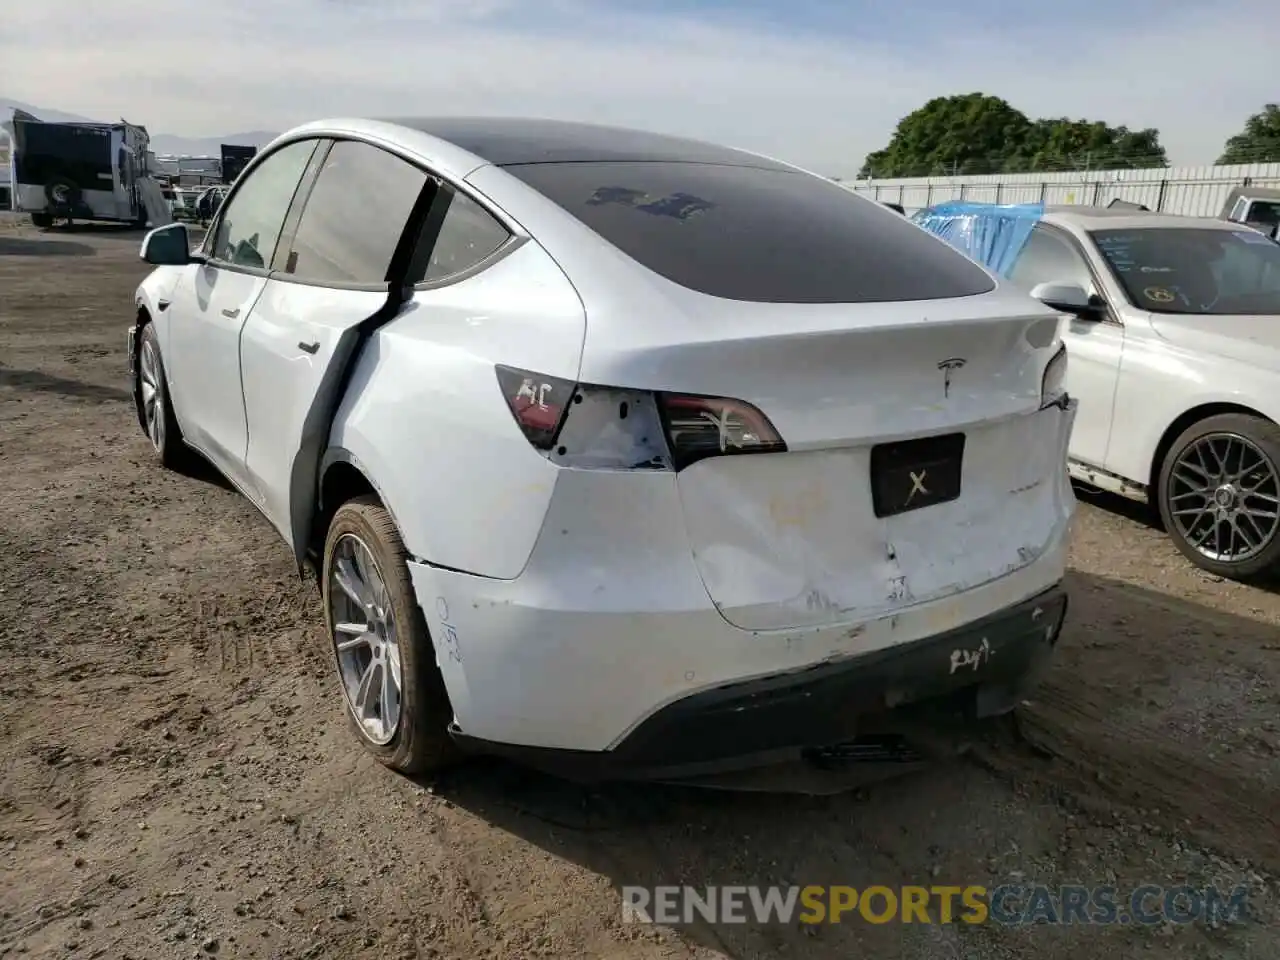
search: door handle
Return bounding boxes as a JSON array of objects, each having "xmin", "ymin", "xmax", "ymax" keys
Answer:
[
  {"xmin": 221, "ymin": 307, "xmax": 240, "ymax": 319},
  {"xmin": 298, "ymin": 341, "xmax": 320, "ymax": 355}
]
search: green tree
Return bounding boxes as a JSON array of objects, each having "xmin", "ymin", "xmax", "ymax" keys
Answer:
[
  {"xmin": 1017, "ymin": 119, "xmax": 1166, "ymax": 171},
  {"xmin": 859, "ymin": 93, "xmax": 1033, "ymax": 178},
  {"xmin": 1217, "ymin": 104, "xmax": 1280, "ymax": 165},
  {"xmin": 860, "ymin": 94, "xmax": 1167, "ymax": 177}
]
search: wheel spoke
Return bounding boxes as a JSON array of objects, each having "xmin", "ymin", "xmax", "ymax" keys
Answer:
[
  {"xmin": 1231, "ymin": 516, "xmax": 1258, "ymax": 550},
  {"xmin": 354, "ymin": 660, "xmax": 378, "ymax": 717},
  {"xmin": 333, "ymin": 557, "xmax": 371, "ymax": 611},
  {"xmin": 1188, "ymin": 515, "xmax": 1217, "ymax": 548},
  {"xmin": 1206, "ymin": 438, "xmax": 1229, "ymax": 476},
  {"xmin": 336, "ymin": 631, "xmax": 373, "ymax": 653},
  {"xmin": 379, "ymin": 668, "xmax": 395, "ymax": 730},
  {"xmin": 328, "ymin": 532, "xmax": 404, "ymax": 746},
  {"xmin": 1175, "ymin": 460, "xmax": 1211, "ymax": 484}
]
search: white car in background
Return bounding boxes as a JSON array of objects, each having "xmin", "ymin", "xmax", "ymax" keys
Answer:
[
  {"xmin": 1007, "ymin": 207, "xmax": 1280, "ymax": 579},
  {"xmin": 129, "ymin": 117, "xmax": 1077, "ymax": 781}
]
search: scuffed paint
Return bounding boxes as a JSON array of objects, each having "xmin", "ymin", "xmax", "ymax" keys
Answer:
[{"xmin": 949, "ymin": 637, "xmax": 993, "ymax": 674}]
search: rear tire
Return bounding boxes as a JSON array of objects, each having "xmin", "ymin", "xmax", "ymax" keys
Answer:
[
  {"xmin": 30, "ymin": 212, "xmax": 53, "ymax": 229},
  {"xmin": 1157, "ymin": 413, "xmax": 1280, "ymax": 580},
  {"xmin": 322, "ymin": 496, "xmax": 459, "ymax": 775}
]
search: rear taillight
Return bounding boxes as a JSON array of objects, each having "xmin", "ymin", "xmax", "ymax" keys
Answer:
[
  {"xmin": 495, "ymin": 367, "xmax": 787, "ymax": 470},
  {"xmin": 495, "ymin": 364, "xmax": 575, "ymax": 450},
  {"xmin": 657, "ymin": 393, "xmax": 787, "ymax": 470}
]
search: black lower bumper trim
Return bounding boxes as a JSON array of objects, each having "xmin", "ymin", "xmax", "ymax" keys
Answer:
[{"xmin": 451, "ymin": 583, "xmax": 1068, "ymax": 782}]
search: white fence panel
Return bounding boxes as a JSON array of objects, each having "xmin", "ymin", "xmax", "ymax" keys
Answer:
[{"xmin": 844, "ymin": 162, "xmax": 1280, "ymax": 218}]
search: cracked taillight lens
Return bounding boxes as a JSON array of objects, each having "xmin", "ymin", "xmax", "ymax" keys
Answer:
[
  {"xmin": 495, "ymin": 364, "xmax": 576, "ymax": 450},
  {"xmin": 657, "ymin": 393, "xmax": 787, "ymax": 470}
]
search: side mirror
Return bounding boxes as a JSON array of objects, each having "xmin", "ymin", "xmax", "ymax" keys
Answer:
[
  {"xmin": 1030, "ymin": 280, "xmax": 1105, "ymax": 320},
  {"xmin": 140, "ymin": 223, "xmax": 193, "ymax": 266}
]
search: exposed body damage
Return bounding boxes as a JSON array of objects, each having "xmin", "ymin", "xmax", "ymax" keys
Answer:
[{"xmin": 129, "ymin": 115, "xmax": 1077, "ymax": 780}]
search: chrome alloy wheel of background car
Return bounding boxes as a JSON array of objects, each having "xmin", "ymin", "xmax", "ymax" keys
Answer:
[
  {"xmin": 1168, "ymin": 432, "xmax": 1280, "ymax": 564},
  {"xmin": 138, "ymin": 338, "xmax": 166, "ymax": 453},
  {"xmin": 328, "ymin": 533, "xmax": 403, "ymax": 745}
]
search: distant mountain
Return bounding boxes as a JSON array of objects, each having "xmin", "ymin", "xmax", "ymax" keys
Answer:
[
  {"xmin": 1, "ymin": 97, "xmax": 276, "ymax": 156},
  {"xmin": 1, "ymin": 98, "xmax": 95, "ymax": 125},
  {"xmin": 147, "ymin": 131, "xmax": 277, "ymax": 157}
]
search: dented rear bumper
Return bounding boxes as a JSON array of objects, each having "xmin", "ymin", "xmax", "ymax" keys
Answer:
[{"xmin": 449, "ymin": 583, "xmax": 1068, "ymax": 782}]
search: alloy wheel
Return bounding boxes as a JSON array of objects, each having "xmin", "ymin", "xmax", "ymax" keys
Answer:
[
  {"xmin": 139, "ymin": 338, "xmax": 166, "ymax": 453},
  {"xmin": 328, "ymin": 533, "xmax": 403, "ymax": 745},
  {"xmin": 1168, "ymin": 432, "xmax": 1280, "ymax": 564}
]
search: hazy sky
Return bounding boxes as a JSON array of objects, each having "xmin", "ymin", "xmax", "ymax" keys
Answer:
[{"xmin": 2, "ymin": 0, "xmax": 1277, "ymax": 174}]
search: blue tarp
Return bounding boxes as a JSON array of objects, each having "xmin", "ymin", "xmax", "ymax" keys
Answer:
[{"xmin": 911, "ymin": 201, "xmax": 1044, "ymax": 278}]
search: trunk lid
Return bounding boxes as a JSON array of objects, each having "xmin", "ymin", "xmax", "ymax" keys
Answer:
[{"xmin": 580, "ymin": 288, "xmax": 1073, "ymax": 633}]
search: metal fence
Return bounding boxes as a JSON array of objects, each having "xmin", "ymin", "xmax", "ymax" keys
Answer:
[{"xmin": 844, "ymin": 162, "xmax": 1280, "ymax": 218}]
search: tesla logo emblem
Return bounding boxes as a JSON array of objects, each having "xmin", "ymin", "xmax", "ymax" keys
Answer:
[
  {"xmin": 937, "ymin": 358, "xmax": 967, "ymax": 398},
  {"xmin": 905, "ymin": 469, "xmax": 929, "ymax": 504}
]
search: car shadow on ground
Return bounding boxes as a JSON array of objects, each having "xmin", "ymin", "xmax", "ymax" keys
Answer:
[
  {"xmin": 172, "ymin": 447, "xmax": 236, "ymax": 492},
  {"xmin": 1072, "ymin": 481, "xmax": 1280, "ymax": 595},
  {"xmin": 0, "ymin": 366, "xmax": 130, "ymax": 403},
  {"xmin": 420, "ymin": 569, "xmax": 1280, "ymax": 955},
  {"xmin": 1071, "ymin": 481, "xmax": 1161, "ymax": 530},
  {"xmin": 38, "ymin": 221, "xmax": 147, "ymax": 235},
  {"xmin": 0, "ymin": 237, "xmax": 97, "ymax": 258}
]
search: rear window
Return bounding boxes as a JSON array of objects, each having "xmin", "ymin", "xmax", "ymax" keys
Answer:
[{"xmin": 503, "ymin": 161, "xmax": 994, "ymax": 303}]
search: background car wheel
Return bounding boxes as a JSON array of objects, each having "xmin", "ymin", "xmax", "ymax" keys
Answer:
[
  {"xmin": 322, "ymin": 495, "xmax": 458, "ymax": 775},
  {"xmin": 136, "ymin": 323, "xmax": 189, "ymax": 470},
  {"xmin": 1157, "ymin": 413, "xmax": 1280, "ymax": 581},
  {"xmin": 44, "ymin": 178, "xmax": 80, "ymax": 212}
]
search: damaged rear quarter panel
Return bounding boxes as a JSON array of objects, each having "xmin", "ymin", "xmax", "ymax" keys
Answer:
[{"xmin": 327, "ymin": 239, "xmax": 587, "ymax": 579}]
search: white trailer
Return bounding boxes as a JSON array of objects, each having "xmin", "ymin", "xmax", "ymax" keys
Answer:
[{"xmin": 2, "ymin": 110, "xmax": 171, "ymax": 227}]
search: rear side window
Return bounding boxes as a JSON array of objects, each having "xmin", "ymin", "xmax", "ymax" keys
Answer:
[
  {"xmin": 503, "ymin": 161, "xmax": 995, "ymax": 303},
  {"xmin": 421, "ymin": 189, "xmax": 511, "ymax": 283},
  {"xmin": 284, "ymin": 139, "xmax": 428, "ymax": 285}
]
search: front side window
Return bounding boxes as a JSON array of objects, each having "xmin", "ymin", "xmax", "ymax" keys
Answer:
[
  {"xmin": 1006, "ymin": 226, "xmax": 1094, "ymax": 293},
  {"xmin": 421, "ymin": 188, "xmax": 511, "ymax": 283},
  {"xmin": 503, "ymin": 161, "xmax": 994, "ymax": 303},
  {"xmin": 210, "ymin": 139, "xmax": 317, "ymax": 270},
  {"xmin": 1092, "ymin": 227, "xmax": 1280, "ymax": 315},
  {"xmin": 284, "ymin": 139, "xmax": 429, "ymax": 285}
]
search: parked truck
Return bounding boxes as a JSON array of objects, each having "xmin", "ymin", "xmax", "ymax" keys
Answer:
[{"xmin": 2, "ymin": 109, "xmax": 163, "ymax": 227}]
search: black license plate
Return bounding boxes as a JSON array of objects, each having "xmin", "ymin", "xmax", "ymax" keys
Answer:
[{"xmin": 870, "ymin": 432, "xmax": 965, "ymax": 518}]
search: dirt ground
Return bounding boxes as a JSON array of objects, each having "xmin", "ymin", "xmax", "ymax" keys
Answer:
[{"xmin": 0, "ymin": 218, "xmax": 1277, "ymax": 960}]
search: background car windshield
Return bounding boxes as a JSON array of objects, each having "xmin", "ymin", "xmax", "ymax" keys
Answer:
[
  {"xmin": 1246, "ymin": 201, "xmax": 1280, "ymax": 228},
  {"xmin": 504, "ymin": 161, "xmax": 995, "ymax": 303},
  {"xmin": 1092, "ymin": 228, "xmax": 1280, "ymax": 316}
]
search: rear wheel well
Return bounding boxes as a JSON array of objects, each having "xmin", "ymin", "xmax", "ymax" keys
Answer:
[
  {"xmin": 310, "ymin": 461, "xmax": 380, "ymax": 571},
  {"xmin": 1149, "ymin": 403, "xmax": 1273, "ymax": 501}
]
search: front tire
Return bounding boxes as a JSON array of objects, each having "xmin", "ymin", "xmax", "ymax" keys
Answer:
[
  {"xmin": 136, "ymin": 323, "xmax": 189, "ymax": 469},
  {"xmin": 322, "ymin": 496, "xmax": 458, "ymax": 774},
  {"xmin": 1157, "ymin": 413, "xmax": 1280, "ymax": 580}
]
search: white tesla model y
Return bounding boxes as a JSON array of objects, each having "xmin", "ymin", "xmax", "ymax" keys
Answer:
[{"xmin": 129, "ymin": 117, "xmax": 1077, "ymax": 781}]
